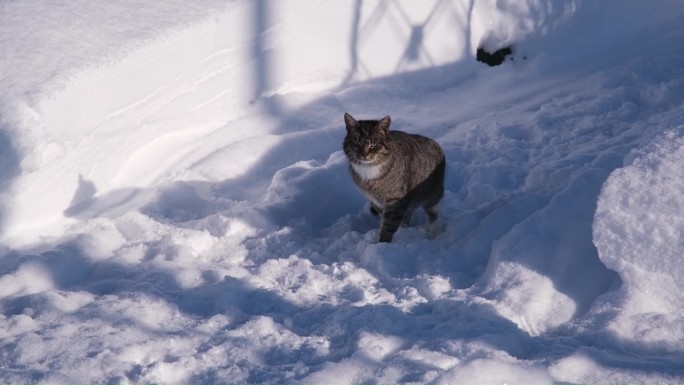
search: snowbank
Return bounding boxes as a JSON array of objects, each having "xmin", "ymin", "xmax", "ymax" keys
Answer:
[
  {"xmin": 2, "ymin": 0, "xmax": 684, "ymax": 383},
  {"xmin": 594, "ymin": 129, "xmax": 684, "ymax": 351}
]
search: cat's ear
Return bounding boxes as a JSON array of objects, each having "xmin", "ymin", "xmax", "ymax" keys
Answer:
[
  {"xmin": 378, "ymin": 115, "xmax": 391, "ymax": 135},
  {"xmin": 344, "ymin": 112, "xmax": 359, "ymax": 132}
]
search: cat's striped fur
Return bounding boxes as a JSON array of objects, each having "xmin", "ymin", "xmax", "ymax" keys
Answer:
[{"xmin": 343, "ymin": 113, "xmax": 445, "ymax": 243}]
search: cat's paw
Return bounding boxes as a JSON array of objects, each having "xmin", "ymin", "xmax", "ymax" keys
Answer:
[{"xmin": 378, "ymin": 231, "xmax": 394, "ymax": 243}]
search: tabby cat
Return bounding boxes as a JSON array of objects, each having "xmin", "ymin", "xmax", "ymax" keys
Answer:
[{"xmin": 343, "ymin": 112, "xmax": 445, "ymax": 243}]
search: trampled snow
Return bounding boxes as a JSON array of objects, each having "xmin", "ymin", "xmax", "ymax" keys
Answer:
[{"xmin": 1, "ymin": 0, "xmax": 684, "ymax": 383}]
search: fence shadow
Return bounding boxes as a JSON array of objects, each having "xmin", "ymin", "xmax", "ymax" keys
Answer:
[{"xmin": 0, "ymin": 128, "xmax": 20, "ymax": 244}]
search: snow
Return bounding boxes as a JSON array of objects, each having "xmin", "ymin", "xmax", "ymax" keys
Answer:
[
  {"xmin": 2, "ymin": 0, "xmax": 684, "ymax": 383},
  {"xmin": 593, "ymin": 129, "xmax": 684, "ymax": 352}
]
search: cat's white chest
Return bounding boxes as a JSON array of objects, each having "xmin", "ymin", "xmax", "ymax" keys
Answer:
[{"xmin": 351, "ymin": 162, "xmax": 383, "ymax": 181}]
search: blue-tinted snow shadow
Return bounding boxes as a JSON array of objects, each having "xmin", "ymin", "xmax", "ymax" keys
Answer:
[
  {"xmin": 0, "ymin": 237, "xmax": 565, "ymax": 383},
  {"xmin": 53, "ymin": 47, "xmax": 625, "ymax": 325},
  {"xmin": 3, "ymin": 236, "xmax": 681, "ymax": 384},
  {"xmin": 7, "ymin": 1, "xmax": 684, "ymax": 382},
  {"xmin": 4, "ymin": 103, "xmax": 680, "ymax": 382},
  {"xmin": 0, "ymin": 237, "xmax": 511, "ymax": 383},
  {"xmin": 63, "ymin": 175, "xmax": 148, "ymax": 220},
  {"xmin": 40, "ymin": 67, "xmax": 679, "ymax": 383},
  {"xmin": 341, "ymin": 0, "xmax": 477, "ymax": 87},
  {"xmin": 7, "ymin": 67, "xmax": 570, "ymax": 385},
  {"xmin": 137, "ymin": 51, "xmax": 623, "ymax": 302},
  {"xmin": 0, "ymin": 128, "xmax": 20, "ymax": 244}
]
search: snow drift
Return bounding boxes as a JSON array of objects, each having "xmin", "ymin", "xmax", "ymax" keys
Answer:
[
  {"xmin": 0, "ymin": 0, "xmax": 578, "ymax": 244},
  {"xmin": 2, "ymin": 0, "xmax": 684, "ymax": 383},
  {"xmin": 594, "ymin": 129, "xmax": 684, "ymax": 351}
]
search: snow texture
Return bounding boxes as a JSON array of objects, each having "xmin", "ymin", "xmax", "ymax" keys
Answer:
[{"xmin": 2, "ymin": 0, "xmax": 684, "ymax": 383}]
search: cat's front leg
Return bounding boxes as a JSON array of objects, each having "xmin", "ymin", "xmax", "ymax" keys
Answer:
[{"xmin": 378, "ymin": 200, "xmax": 409, "ymax": 243}]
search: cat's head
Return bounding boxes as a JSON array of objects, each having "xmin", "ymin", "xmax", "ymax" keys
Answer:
[{"xmin": 343, "ymin": 112, "xmax": 391, "ymax": 164}]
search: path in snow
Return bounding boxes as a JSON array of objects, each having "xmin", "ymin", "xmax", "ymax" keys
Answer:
[{"xmin": 2, "ymin": 0, "xmax": 684, "ymax": 383}]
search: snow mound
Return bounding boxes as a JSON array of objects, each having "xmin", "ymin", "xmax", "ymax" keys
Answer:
[
  {"xmin": 593, "ymin": 129, "xmax": 684, "ymax": 350},
  {"xmin": 2, "ymin": 0, "xmax": 684, "ymax": 383}
]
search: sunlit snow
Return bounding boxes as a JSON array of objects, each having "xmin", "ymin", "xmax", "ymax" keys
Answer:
[{"xmin": 1, "ymin": 0, "xmax": 684, "ymax": 383}]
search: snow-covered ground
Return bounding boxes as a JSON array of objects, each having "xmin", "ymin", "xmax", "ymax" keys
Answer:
[{"xmin": 1, "ymin": 0, "xmax": 684, "ymax": 383}]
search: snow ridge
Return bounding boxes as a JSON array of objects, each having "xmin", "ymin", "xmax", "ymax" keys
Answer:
[{"xmin": 2, "ymin": 0, "xmax": 684, "ymax": 383}]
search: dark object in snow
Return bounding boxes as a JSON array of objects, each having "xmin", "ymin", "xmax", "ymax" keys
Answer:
[
  {"xmin": 477, "ymin": 46, "xmax": 513, "ymax": 66},
  {"xmin": 343, "ymin": 113, "xmax": 445, "ymax": 243}
]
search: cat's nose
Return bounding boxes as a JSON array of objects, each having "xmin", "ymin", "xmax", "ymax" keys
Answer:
[{"xmin": 361, "ymin": 146, "xmax": 371, "ymax": 158}]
